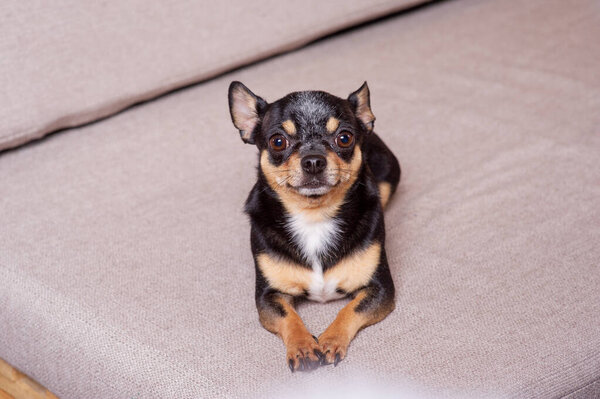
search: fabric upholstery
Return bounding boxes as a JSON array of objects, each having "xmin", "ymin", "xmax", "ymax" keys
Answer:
[
  {"xmin": 0, "ymin": 0, "xmax": 426, "ymax": 152},
  {"xmin": 1, "ymin": 0, "xmax": 599, "ymax": 397}
]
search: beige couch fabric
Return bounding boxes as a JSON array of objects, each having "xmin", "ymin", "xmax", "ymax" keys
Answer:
[
  {"xmin": 0, "ymin": 0, "xmax": 426, "ymax": 152},
  {"xmin": 1, "ymin": 0, "xmax": 599, "ymax": 397}
]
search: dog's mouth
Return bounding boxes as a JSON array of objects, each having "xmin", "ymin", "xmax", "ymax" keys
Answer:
[{"xmin": 288, "ymin": 178, "xmax": 338, "ymax": 198}]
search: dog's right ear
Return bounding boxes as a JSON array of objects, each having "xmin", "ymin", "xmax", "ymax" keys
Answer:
[{"xmin": 228, "ymin": 81, "xmax": 267, "ymax": 144}]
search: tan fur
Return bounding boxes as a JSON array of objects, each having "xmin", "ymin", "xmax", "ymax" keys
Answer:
[
  {"xmin": 318, "ymin": 291, "xmax": 369, "ymax": 363},
  {"xmin": 326, "ymin": 116, "xmax": 340, "ymax": 133},
  {"xmin": 259, "ymin": 296, "xmax": 304, "ymax": 338},
  {"xmin": 256, "ymin": 253, "xmax": 312, "ymax": 296},
  {"xmin": 378, "ymin": 181, "xmax": 392, "ymax": 209},
  {"xmin": 324, "ymin": 242, "xmax": 381, "ymax": 293},
  {"xmin": 318, "ymin": 289, "xmax": 394, "ymax": 363},
  {"xmin": 257, "ymin": 241, "xmax": 380, "ymax": 297},
  {"xmin": 325, "ymin": 291, "xmax": 370, "ymax": 335},
  {"xmin": 258, "ymin": 295, "xmax": 321, "ymax": 370},
  {"xmin": 274, "ymin": 298, "xmax": 310, "ymax": 342},
  {"xmin": 282, "ymin": 120, "xmax": 297, "ymax": 135},
  {"xmin": 260, "ymin": 146, "xmax": 363, "ymax": 222}
]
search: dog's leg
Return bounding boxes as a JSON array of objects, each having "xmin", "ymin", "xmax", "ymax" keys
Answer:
[
  {"xmin": 318, "ymin": 265, "xmax": 395, "ymax": 365},
  {"xmin": 257, "ymin": 290, "xmax": 323, "ymax": 372}
]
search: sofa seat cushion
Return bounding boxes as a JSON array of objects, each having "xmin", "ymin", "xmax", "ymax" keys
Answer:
[{"xmin": 1, "ymin": 0, "xmax": 599, "ymax": 397}]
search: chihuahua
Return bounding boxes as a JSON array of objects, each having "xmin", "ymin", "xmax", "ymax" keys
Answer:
[{"xmin": 228, "ymin": 81, "xmax": 400, "ymax": 372}]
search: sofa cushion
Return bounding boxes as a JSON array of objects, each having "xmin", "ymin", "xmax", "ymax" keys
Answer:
[
  {"xmin": 0, "ymin": 0, "xmax": 426, "ymax": 152},
  {"xmin": 1, "ymin": 0, "xmax": 599, "ymax": 397}
]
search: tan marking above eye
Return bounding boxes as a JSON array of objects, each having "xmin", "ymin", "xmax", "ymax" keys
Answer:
[
  {"xmin": 257, "ymin": 253, "xmax": 313, "ymax": 296},
  {"xmin": 326, "ymin": 116, "xmax": 340, "ymax": 133},
  {"xmin": 282, "ymin": 120, "xmax": 296, "ymax": 135},
  {"xmin": 324, "ymin": 241, "xmax": 381, "ymax": 293}
]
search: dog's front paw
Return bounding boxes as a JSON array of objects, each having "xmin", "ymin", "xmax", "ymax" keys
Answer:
[
  {"xmin": 286, "ymin": 334, "xmax": 323, "ymax": 372},
  {"xmin": 318, "ymin": 332, "xmax": 350, "ymax": 366}
]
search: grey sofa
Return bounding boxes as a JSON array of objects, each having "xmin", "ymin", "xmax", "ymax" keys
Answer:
[{"xmin": 1, "ymin": 0, "xmax": 599, "ymax": 397}]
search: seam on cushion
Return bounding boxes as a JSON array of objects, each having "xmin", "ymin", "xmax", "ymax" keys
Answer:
[
  {"xmin": 1, "ymin": 0, "xmax": 408, "ymax": 143},
  {"xmin": 0, "ymin": 0, "xmax": 434, "ymax": 152},
  {"xmin": 559, "ymin": 378, "xmax": 600, "ymax": 399}
]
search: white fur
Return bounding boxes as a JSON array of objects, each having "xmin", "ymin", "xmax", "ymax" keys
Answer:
[{"xmin": 287, "ymin": 212, "xmax": 344, "ymax": 302}]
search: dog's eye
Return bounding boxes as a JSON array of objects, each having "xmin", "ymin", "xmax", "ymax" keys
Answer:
[
  {"xmin": 335, "ymin": 132, "xmax": 354, "ymax": 148},
  {"xmin": 269, "ymin": 134, "xmax": 288, "ymax": 151}
]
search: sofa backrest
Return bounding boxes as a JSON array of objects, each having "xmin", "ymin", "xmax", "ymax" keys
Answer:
[{"xmin": 0, "ymin": 0, "xmax": 428, "ymax": 152}]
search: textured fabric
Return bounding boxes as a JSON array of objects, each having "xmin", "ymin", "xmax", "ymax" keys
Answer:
[
  {"xmin": 0, "ymin": 0, "xmax": 426, "ymax": 152},
  {"xmin": 563, "ymin": 380, "xmax": 600, "ymax": 399},
  {"xmin": 1, "ymin": 0, "xmax": 600, "ymax": 397}
]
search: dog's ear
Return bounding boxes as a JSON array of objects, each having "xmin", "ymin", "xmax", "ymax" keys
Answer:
[
  {"xmin": 228, "ymin": 81, "xmax": 267, "ymax": 144},
  {"xmin": 348, "ymin": 81, "xmax": 375, "ymax": 133}
]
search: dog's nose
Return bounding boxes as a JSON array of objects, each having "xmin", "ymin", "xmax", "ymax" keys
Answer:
[{"xmin": 301, "ymin": 155, "xmax": 327, "ymax": 175}]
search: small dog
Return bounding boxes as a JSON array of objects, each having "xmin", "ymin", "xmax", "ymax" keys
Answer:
[{"xmin": 228, "ymin": 81, "xmax": 400, "ymax": 372}]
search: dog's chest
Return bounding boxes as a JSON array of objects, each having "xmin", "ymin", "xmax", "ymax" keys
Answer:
[{"xmin": 286, "ymin": 213, "xmax": 345, "ymax": 302}]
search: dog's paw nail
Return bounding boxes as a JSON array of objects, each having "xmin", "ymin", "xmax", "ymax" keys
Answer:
[
  {"xmin": 314, "ymin": 349, "xmax": 324, "ymax": 361},
  {"xmin": 317, "ymin": 350, "xmax": 328, "ymax": 365},
  {"xmin": 334, "ymin": 353, "xmax": 342, "ymax": 367},
  {"xmin": 312, "ymin": 335, "xmax": 319, "ymax": 343},
  {"xmin": 289, "ymin": 359, "xmax": 295, "ymax": 373}
]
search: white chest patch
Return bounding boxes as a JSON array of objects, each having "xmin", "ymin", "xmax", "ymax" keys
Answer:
[{"xmin": 286, "ymin": 213, "xmax": 344, "ymax": 302}]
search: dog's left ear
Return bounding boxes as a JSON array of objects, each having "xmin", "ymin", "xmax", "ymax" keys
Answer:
[
  {"xmin": 348, "ymin": 81, "xmax": 375, "ymax": 133},
  {"xmin": 228, "ymin": 81, "xmax": 267, "ymax": 144}
]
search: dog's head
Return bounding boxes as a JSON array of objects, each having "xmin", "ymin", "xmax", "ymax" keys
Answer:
[{"xmin": 228, "ymin": 82, "xmax": 375, "ymax": 214}]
